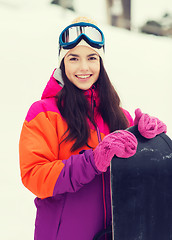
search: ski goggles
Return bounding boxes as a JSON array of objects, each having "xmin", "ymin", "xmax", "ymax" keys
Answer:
[{"xmin": 59, "ymin": 22, "xmax": 105, "ymax": 50}]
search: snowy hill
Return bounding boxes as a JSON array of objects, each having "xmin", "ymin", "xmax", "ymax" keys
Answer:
[{"xmin": 0, "ymin": 2, "xmax": 171, "ymax": 239}]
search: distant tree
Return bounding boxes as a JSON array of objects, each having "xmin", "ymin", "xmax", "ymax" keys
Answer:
[
  {"xmin": 105, "ymin": 0, "xmax": 113, "ymax": 25},
  {"xmin": 105, "ymin": 0, "xmax": 131, "ymax": 30},
  {"xmin": 121, "ymin": 0, "xmax": 131, "ymax": 30}
]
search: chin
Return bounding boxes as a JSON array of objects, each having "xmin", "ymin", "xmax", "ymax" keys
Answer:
[{"xmin": 77, "ymin": 84, "xmax": 92, "ymax": 90}]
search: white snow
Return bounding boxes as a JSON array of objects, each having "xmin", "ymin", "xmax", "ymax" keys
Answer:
[{"xmin": 0, "ymin": 1, "xmax": 171, "ymax": 239}]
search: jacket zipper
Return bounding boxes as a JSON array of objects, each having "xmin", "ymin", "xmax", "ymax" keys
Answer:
[
  {"xmin": 96, "ymin": 126, "xmax": 107, "ymax": 232},
  {"xmin": 91, "ymin": 88, "xmax": 107, "ymax": 232}
]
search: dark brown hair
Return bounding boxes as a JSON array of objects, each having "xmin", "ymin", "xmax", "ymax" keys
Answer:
[{"xmin": 56, "ymin": 58, "xmax": 128, "ymax": 151}]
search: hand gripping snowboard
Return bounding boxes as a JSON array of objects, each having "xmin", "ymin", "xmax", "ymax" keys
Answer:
[{"xmin": 110, "ymin": 126, "xmax": 172, "ymax": 240}]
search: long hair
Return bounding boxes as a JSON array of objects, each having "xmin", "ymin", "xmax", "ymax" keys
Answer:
[{"xmin": 56, "ymin": 58, "xmax": 129, "ymax": 151}]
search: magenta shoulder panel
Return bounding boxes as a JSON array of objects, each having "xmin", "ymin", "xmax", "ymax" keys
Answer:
[{"xmin": 25, "ymin": 98, "xmax": 60, "ymax": 122}]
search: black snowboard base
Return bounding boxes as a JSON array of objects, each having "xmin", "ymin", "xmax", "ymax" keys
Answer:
[
  {"xmin": 93, "ymin": 126, "xmax": 172, "ymax": 240},
  {"xmin": 111, "ymin": 126, "xmax": 172, "ymax": 240}
]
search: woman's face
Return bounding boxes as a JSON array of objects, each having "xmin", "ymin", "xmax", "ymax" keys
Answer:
[{"xmin": 64, "ymin": 46, "xmax": 100, "ymax": 90}]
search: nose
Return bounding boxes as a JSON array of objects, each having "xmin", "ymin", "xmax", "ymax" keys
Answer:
[{"xmin": 79, "ymin": 59, "xmax": 89, "ymax": 72}]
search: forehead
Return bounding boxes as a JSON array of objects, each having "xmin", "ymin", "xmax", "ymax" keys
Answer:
[{"xmin": 66, "ymin": 45, "xmax": 98, "ymax": 56}]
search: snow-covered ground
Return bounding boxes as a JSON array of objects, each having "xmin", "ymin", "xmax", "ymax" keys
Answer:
[{"xmin": 0, "ymin": 1, "xmax": 171, "ymax": 239}]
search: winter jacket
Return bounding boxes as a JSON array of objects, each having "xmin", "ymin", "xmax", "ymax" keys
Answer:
[{"xmin": 19, "ymin": 69, "xmax": 133, "ymax": 240}]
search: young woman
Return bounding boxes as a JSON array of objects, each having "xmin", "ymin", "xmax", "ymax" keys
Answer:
[{"xmin": 19, "ymin": 17, "xmax": 167, "ymax": 240}]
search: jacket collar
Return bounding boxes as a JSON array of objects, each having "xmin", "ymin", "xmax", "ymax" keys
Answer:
[
  {"xmin": 41, "ymin": 69, "xmax": 62, "ymax": 100},
  {"xmin": 41, "ymin": 69, "xmax": 100, "ymax": 108}
]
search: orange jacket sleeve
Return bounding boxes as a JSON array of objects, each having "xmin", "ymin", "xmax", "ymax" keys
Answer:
[{"xmin": 19, "ymin": 104, "xmax": 64, "ymax": 199}]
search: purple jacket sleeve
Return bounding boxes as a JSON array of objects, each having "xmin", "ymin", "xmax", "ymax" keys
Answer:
[{"xmin": 53, "ymin": 149, "xmax": 101, "ymax": 196}]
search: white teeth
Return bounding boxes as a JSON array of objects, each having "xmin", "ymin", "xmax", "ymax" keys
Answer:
[{"xmin": 76, "ymin": 75, "xmax": 91, "ymax": 79}]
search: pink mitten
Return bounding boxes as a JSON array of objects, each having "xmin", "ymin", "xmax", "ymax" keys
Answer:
[
  {"xmin": 93, "ymin": 130, "xmax": 138, "ymax": 172},
  {"xmin": 134, "ymin": 108, "xmax": 167, "ymax": 139}
]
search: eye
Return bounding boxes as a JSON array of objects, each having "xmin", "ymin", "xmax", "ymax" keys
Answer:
[
  {"xmin": 69, "ymin": 57, "xmax": 78, "ymax": 61},
  {"xmin": 89, "ymin": 56, "xmax": 97, "ymax": 61}
]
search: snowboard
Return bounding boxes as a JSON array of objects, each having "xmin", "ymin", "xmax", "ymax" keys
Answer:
[{"xmin": 110, "ymin": 125, "xmax": 172, "ymax": 240}]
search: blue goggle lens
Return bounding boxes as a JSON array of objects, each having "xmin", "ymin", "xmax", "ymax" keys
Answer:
[
  {"xmin": 62, "ymin": 26, "xmax": 103, "ymax": 43},
  {"xmin": 59, "ymin": 23, "xmax": 104, "ymax": 49}
]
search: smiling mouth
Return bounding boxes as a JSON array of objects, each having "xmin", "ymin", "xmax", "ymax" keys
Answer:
[{"xmin": 75, "ymin": 74, "xmax": 92, "ymax": 79}]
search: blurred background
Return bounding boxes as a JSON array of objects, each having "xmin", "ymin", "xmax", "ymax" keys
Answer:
[
  {"xmin": 0, "ymin": 1, "xmax": 171, "ymax": 239},
  {"xmin": 57, "ymin": 0, "xmax": 172, "ymax": 35}
]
